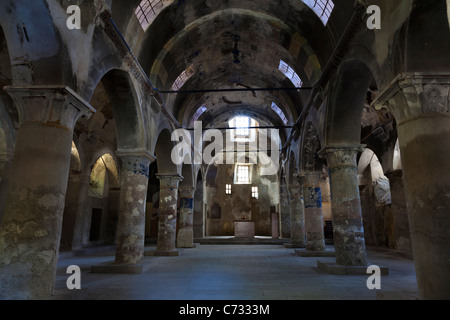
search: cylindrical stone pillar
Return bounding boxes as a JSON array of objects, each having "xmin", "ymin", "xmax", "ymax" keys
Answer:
[
  {"xmin": 71, "ymin": 174, "xmax": 91, "ymax": 250},
  {"xmin": 60, "ymin": 174, "xmax": 83, "ymax": 251},
  {"xmin": 156, "ymin": 173, "xmax": 183, "ymax": 252},
  {"xmin": 114, "ymin": 153, "xmax": 153, "ymax": 264},
  {"xmin": 319, "ymin": 146, "xmax": 368, "ymax": 266},
  {"xmin": 0, "ymin": 154, "xmax": 13, "ymax": 221},
  {"xmin": 287, "ymin": 180, "xmax": 306, "ymax": 247},
  {"xmin": 303, "ymin": 172, "xmax": 326, "ymax": 252},
  {"xmin": 177, "ymin": 187, "xmax": 196, "ymax": 248},
  {"xmin": 279, "ymin": 175, "xmax": 291, "ymax": 239},
  {"xmin": 373, "ymin": 73, "xmax": 450, "ymax": 299},
  {"xmin": 0, "ymin": 86, "xmax": 95, "ymax": 300}
]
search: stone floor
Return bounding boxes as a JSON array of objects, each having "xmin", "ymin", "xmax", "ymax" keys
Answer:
[{"xmin": 52, "ymin": 244, "xmax": 419, "ymax": 300}]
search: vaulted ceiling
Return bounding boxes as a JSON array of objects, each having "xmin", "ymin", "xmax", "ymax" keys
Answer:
[{"xmin": 108, "ymin": 0, "xmax": 355, "ymax": 135}]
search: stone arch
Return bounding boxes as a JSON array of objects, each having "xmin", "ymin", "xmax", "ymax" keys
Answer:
[
  {"xmin": 90, "ymin": 69, "xmax": 146, "ymax": 151},
  {"xmin": 70, "ymin": 141, "xmax": 82, "ymax": 175},
  {"xmin": 325, "ymin": 59, "xmax": 377, "ymax": 146},
  {"xmin": 85, "ymin": 153, "xmax": 120, "ymax": 245},
  {"xmin": 89, "ymin": 153, "xmax": 120, "ymax": 198},
  {"xmin": 154, "ymin": 128, "xmax": 179, "ymax": 174}
]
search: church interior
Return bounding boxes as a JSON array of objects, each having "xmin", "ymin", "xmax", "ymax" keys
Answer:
[{"xmin": 0, "ymin": 0, "xmax": 449, "ymax": 301}]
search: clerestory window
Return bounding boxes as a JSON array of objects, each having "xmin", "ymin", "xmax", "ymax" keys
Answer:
[
  {"xmin": 135, "ymin": 0, "xmax": 174, "ymax": 31},
  {"xmin": 172, "ymin": 65, "xmax": 195, "ymax": 91},
  {"xmin": 302, "ymin": 0, "xmax": 335, "ymax": 26},
  {"xmin": 278, "ymin": 60, "xmax": 303, "ymax": 89},
  {"xmin": 271, "ymin": 102, "xmax": 288, "ymax": 125}
]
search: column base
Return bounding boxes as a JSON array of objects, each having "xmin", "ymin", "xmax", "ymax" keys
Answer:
[
  {"xmin": 177, "ymin": 243, "xmax": 200, "ymax": 249},
  {"xmin": 145, "ymin": 250, "xmax": 179, "ymax": 257},
  {"xmin": 91, "ymin": 259, "xmax": 156, "ymax": 274},
  {"xmin": 317, "ymin": 260, "xmax": 389, "ymax": 276},
  {"xmin": 295, "ymin": 248, "xmax": 336, "ymax": 257}
]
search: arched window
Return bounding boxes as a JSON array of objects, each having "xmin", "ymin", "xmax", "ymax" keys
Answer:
[
  {"xmin": 191, "ymin": 105, "xmax": 207, "ymax": 125},
  {"xmin": 302, "ymin": 0, "xmax": 335, "ymax": 26},
  {"xmin": 135, "ymin": 0, "xmax": 174, "ymax": 31},
  {"xmin": 278, "ymin": 60, "xmax": 303, "ymax": 88},
  {"xmin": 271, "ymin": 102, "xmax": 288, "ymax": 125},
  {"xmin": 172, "ymin": 65, "xmax": 195, "ymax": 91}
]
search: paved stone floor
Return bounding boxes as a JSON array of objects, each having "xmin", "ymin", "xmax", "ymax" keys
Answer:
[{"xmin": 52, "ymin": 244, "xmax": 419, "ymax": 300}]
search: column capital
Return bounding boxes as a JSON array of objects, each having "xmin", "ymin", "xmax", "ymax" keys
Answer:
[
  {"xmin": 178, "ymin": 186, "xmax": 196, "ymax": 198},
  {"xmin": 371, "ymin": 73, "xmax": 450, "ymax": 124},
  {"xmin": 302, "ymin": 171, "xmax": 322, "ymax": 187},
  {"xmin": 4, "ymin": 85, "xmax": 96, "ymax": 131},
  {"xmin": 156, "ymin": 173, "xmax": 184, "ymax": 189},
  {"xmin": 318, "ymin": 145, "xmax": 365, "ymax": 169},
  {"xmin": 117, "ymin": 150, "xmax": 155, "ymax": 178}
]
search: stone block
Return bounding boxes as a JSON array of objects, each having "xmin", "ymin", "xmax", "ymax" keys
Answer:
[{"xmin": 234, "ymin": 221, "xmax": 255, "ymax": 238}]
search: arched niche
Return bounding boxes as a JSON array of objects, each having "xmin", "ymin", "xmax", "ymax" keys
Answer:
[{"xmin": 86, "ymin": 153, "xmax": 120, "ymax": 244}]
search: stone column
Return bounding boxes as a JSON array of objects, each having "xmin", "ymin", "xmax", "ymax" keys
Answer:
[
  {"xmin": 279, "ymin": 175, "xmax": 291, "ymax": 239},
  {"xmin": 372, "ymin": 73, "xmax": 450, "ymax": 299},
  {"xmin": 0, "ymin": 86, "xmax": 95, "ymax": 300},
  {"xmin": 319, "ymin": 146, "xmax": 368, "ymax": 267},
  {"xmin": 177, "ymin": 187, "xmax": 196, "ymax": 248},
  {"xmin": 303, "ymin": 172, "xmax": 326, "ymax": 252},
  {"xmin": 60, "ymin": 173, "xmax": 83, "ymax": 251},
  {"xmin": 156, "ymin": 173, "xmax": 183, "ymax": 253},
  {"xmin": 286, "ymin": 177, "xmax": 306, "ymax": 247},
  {"xmin": 0, "ymin": 152, "xmax": 13, "ymax": 221},
  {"xmin": 114, "ymin": 152, "xmax": 154, "ymax": 264},
  {"xmin": 71, "ymin": 174, "xmax": 91, "ymax": 250}
]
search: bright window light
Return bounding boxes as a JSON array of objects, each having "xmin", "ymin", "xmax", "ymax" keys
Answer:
[
  {"xmin": 236, "ymin": 165, "xmax": 251, "ymax": 185},
  {"xmin": 226, "ymin": 184, "xmax": 232, "ymax": 195},
  {"xmin": 271, "ymin": 102, "xmax": 288, "ymax": 125},
  {"xmin": 303, "ymin": 0, "xmax": 335, "ymax": 26},
  {"xmin": 235, "ymin": 117, "xmax": 250, "ymax": 137},
  {"xmin": 135, "ymin": 0, "xmax": 174, "ymax": 31},
  {"xmin": 192, "ymin": 105, "xmax": 207, "ymax": 123},
  {"xmin": 278, "ymin": 60, "xmax": 303, "ymax": 88},
  {"xmin": 252, "ymin": 186, "xmax": 259, "ymax": 199},
  {"xmin": 229, "ymin": 117, "xmax": 258, "ymax": 142},
  {"xmin": 171, "ymin": 65, "xmax": 195, "ymax": 91}
]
